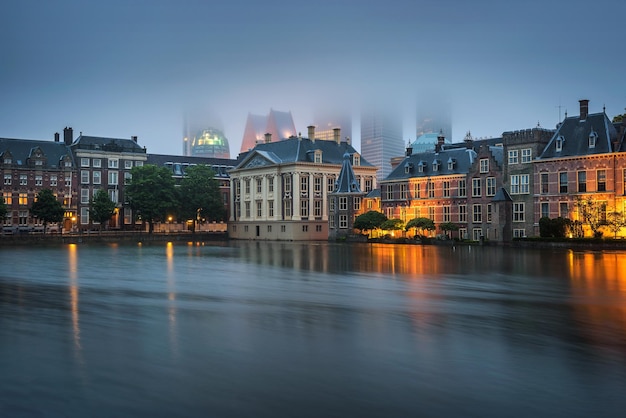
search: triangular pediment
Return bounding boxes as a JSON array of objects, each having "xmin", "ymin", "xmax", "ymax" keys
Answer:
[{"xmin": 238, "ymin": 149, "xmax": 281, "ymax": 169}]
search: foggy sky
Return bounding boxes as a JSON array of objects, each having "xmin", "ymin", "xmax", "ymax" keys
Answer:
[{"xmin": 2, "ymin": 0, "xmax": 625, "ymax": 156}]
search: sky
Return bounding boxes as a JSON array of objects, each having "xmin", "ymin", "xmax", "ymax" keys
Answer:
[{"xmin": 2, "ymin": 0, "xmax": 625, "ymax": 157}]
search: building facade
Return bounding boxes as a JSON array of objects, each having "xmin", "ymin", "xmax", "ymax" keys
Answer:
[{"xmin": 229, "ymin": 128, "xmax": 377, "ymax": 240}]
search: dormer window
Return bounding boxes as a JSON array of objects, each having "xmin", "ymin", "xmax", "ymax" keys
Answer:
[
  {"xmin": 418, "ymin": 161, "xmax": 425, "ymax": 173},
  {"xmin": 404, "ymin": 162, "xmax": 413, "ymax": 174},
  {"xmin": 352, "ymin": 154, "xmax": 360, "ymax": 166},
  {"xmin": 556, "ymin": 135, "xmax": 565, "ymax": 152},
  {"xmin": 447, "ymin": 158, "xmax": 456, "ymax": 170},
  {"xmin": 3, "ymin": 157, "xmax": 11, "ymax": 165},
  {"xmin": 314, "ymin": 150, "xmax": 322, "ymax": 164},
  {"xmin": 433, "ymin": 160, "xmax": 440, "ymax": 172},
  {"xmin": 588, "ymin": 130, "xmax": 597, "ymax": 148}
]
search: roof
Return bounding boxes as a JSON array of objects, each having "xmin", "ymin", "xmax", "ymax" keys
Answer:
[
  {"xmin": 333, "ymin": 152, "xmax": 362, "ymax": 194},
  {"xmin": 146, "ymin": 154, "xmax": 238, "ymax": 177},
  {"xmin": 384, "ymin": 147, "xmax": 477, "ymax": 181},
  {"xmin": 0, "ymin": 137, "xmax": 73, "ymax": 169},
  {"xmin": 539, "ymin": 112, "xmax": 618, "ymax": 159},
  {"xmin": 233, "ymin": 136, "xmax": 374, "ymax": 170},
  {"xmin": 71, "ymin": 135, "xmax": 146, "ymax": 154},
  {"xmin": 492, "ymin": 187, "xmax": 513, "ymax": 202}
]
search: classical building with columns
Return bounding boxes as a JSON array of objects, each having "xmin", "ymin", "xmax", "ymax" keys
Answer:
[{"xmin": 228, "ymin": 127, "xmax": 378, "ymax": 240}]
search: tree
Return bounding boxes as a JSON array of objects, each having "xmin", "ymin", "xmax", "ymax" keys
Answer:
[
  {"xmin": 405, "ymin": 217, "xmax": 436, "ymax": 237},
  {"xmin": 575, "ymin": 197, "xmax": 607, "ymax": 238},
  {"xmin": 178, "ymin": 165, "xmax": 225, "ymax": 232},
  {"xmin": 539, "ymin": 217, "xmax": 570, "ymax": 238},
  {"xmin": 605, "ymin": 210, "xmax": 626, "ymax": 239},
  {"xmin": 89, "ymin": 189, "xmax": 117, "ymax": 232},
  {"xmin": 439, "ymin": 222, "xmax": 459, "ymax": 238},
  {"xmin": 612, "ymin": 113, "xmax": 625, "ymax": 123},
  {"xmin": 380, "ymin": 218, "xmax": 405, "ymax": 234},
  {"xmin": 30, "ymin": 189, "xmax": 64, "ymax": 234},
  {"xmin": 353, "ymin": 210, "xmax": 387, "ymax": 237},
  {"xmin": 125, "ymin": 165, "xmax": 178, "ymax": 233}
]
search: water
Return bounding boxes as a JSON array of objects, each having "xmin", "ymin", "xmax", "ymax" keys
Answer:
[{"xmin": 1, "ymin": 241, "xmax": 625, "ymax": 417}]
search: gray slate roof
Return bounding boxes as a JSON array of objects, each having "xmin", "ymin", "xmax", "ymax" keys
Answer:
[
  {"xmin": 146, "ymin": 154, "xmax": 238, "ymax": 177},
  {"xmin": 385, "ymin": 147, "xmax": 477, "ymax": 181},
  {"xmin": 333, "ymin": 152, "xmax": 362, "ymax": 194},
  {"xmin": 0, "ymin": 137, "xmax": 73, "ymax": 168},
  {"xmin": 71, "ymin": 135, "xmax": 147, "ymax": 154},
  {"xmin": 539, "ymin": 112, "xmax": 619, "ymax": 158}
]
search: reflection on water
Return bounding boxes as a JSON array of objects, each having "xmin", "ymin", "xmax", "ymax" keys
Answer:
[{"xmin": 1, "ymin": 241, "xmax": 626, "ymax": 418}]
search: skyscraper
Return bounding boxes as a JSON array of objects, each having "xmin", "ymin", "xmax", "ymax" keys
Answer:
[
  {"xmin": 239, "ymin": 109, "xmax": 296, "ymax": 153},
  {"xmin": 415, "ymin": 92, "xmax": 452, "ymax": 141},
  {"xmin": 360, "ymin": 108, "xmax": 404, "ymax": 181},
  {"xmin": 312, "ymin": 108, "xmax": 352, "ymax": 143}
]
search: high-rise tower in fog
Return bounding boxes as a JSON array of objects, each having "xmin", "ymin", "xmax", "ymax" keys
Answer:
[
  {"xmin": 360, "ymin": 108, "xmax": 404, "ymax": 181},
  {"xmin": 413, "ymin": 92, "xmax": 452, "ymax": 152}
]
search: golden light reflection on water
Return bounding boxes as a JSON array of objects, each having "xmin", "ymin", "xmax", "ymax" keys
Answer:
[
  {"xmin": 67, "ymin": 244, "xmax": 83, "ymax": 363},
  {"xmin": 166, "ymin": 242, "xmax": 178, "ymax": 358},
  {"xmin": 568, "ymin": 251, "xmax": 626, "ymax": 349}
]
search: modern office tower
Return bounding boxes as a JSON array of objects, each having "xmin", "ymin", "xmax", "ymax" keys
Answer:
[
  {"xmin": 416, "ymin": 93, "xmax": 452, "ymax": 142},
  {"xmin": 360, "ymin": 109, "xmax": 404, "ymax": 181},
  {"xmin": 183, "ymin": 109, "xmax": 231, "ymax": 158},
  {"xmin": 239, "ymin": 109, "xmax": 297, "ymax": 153},
  {"xmin": 312, "ymin": 109, "xmax": 352, "ymax": 142}
]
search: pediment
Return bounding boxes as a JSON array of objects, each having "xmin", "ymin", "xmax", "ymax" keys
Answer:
[{"xmin": 244, "ymin": 155, "xmax": 273, "ymax": 168}]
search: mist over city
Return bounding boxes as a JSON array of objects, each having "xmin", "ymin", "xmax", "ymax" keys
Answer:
[{"xmin": 3, "ymin": 0, "xmax": 624, "ymax": 155}]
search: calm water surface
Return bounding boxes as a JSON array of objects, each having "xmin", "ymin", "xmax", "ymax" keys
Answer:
[{"xmin": 1, "ymin": 241, "xmax": 625, "ymax": 417}]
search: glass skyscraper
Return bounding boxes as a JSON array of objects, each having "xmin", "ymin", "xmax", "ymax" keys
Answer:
[{"xmin": 360, "ymin": 110, "xmax": 404, "ymax": 181}]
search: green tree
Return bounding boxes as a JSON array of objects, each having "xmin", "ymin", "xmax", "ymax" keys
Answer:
[
  {"xmin": 89, "ymin": 189, "xmax": 117, "ymax": 232},
  {"xmin": 539, "ymin": 217, "xmax": 570, "ymax": 238},
  {"xmin": 575, "ymin": 197, "xmax": 607, "ymax": 238},
  {"xmin": 439, "ymin": 221, "xmax": 459, "ymax": 238},
  {"xmin": 125, "ymin": 165, "xmax": 178, "ymax": 233},
  {"xmin": 405, "ymin": 217, "xmax": 436, "ymax": 237},
  {"xmin": 380, "ymin": 218, "xmax": 405, "ymax": 233},
  {"xmin": 605, "ymin": 210, "xmax": 626, "ymax": 239},
  {"xmin": 30, "ymin": 189, "xmax": 64, "ymax": 234},
  {"xmin": 178, "ymin": 165, "xmax": 225, "ymax": 231},
  {"xmin": 612, "ymin": 113, "xmax": 624, "ymax": 123},
  {"xmin": 353, "ymin": 210, "xmax": 387, "ymax": 237}
]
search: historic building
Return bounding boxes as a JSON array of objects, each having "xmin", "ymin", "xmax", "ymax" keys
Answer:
[
  {"xmin": 228, "ymin": 127, "xmax": 377, "ymax": 240},
  {"xmin": 0, "ymin": 128, "xmax": 77, "ymax": 233},
  {"xmin": 534, "ymin": 99, "xmax": 626, "ymax": 237},
  {"xmin": 328, "ymin": 152, "xmax": 367, "ymax": 240},
  {"xmin": 70, "ymin": 131, "xmax": 148, "ymax": 230}
]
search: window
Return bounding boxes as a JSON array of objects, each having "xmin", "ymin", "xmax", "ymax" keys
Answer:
[
  {"xmin": 124, "ymin": 172, "xmax": 132, "ymax": 184},
  {"xmin": 400, "ymin": 184, "xmax": 408, "ymax": 200},
  {"xmin": 268, "ymin": 201, "xmax": 274, "ymax": 218},
  {"xmin": 257, "ymin": 201, "xmax": 262, "ymax": 217},
  {"xmin": 135, "ymin": 161, "xmax": 143, "ymax": 167},
  {"xmin": 81, "ymin": 158, "xmax": 90, "ymax": 167},
  {"xmin": 459, "ymin": 228, "xmax": 468, "ymax": 240},
  {"xmin": 108, "ymin": 159, "xmax": 118, "ymax": 169},
  {"xmin": 354, "ymin": 197, "xmax": 361, "ymax": 211},
  {"xmin": 508, "ymin": 150, "xmax": 518, "ymax": 164},
  {"xmin": 339, "ymin": 214, "xmax": 348, "ymax": 229},
  {"xmin": 81, "ymin": 170, "xmax": 89, "ymax": 184},
  {"xmin": 3, "ymin": 157, "xmax": 12, "ymax": 164},
  {"xmin": 314, "ymin": 177, "xmax": 322, "ymax": 195},
  {"xmin": 300, "ymin": 199, "xmax": 308, "ymax": 218},
  {"xmin": 520, "ymin": 174, "xmax": 529, "ymax": 194},
  {"xmin": 473, "ymin": 228, "xmax": 483, "ymax": 241},
  {"xmin": 93, "ymin": 159, "xmax": 102, "ymax": 168},
  {"xmin": 50, "ymin": 175, "xmax": 57, "ymax": 186},
  {"xmin": 3, "ymin": 192, "xmax": 12, "ymax": 205},
  {"xmin": 245, "ymin": 202, "xmax": 251, "ymax": 218},
  {"xmin": 300, "ymin": 176, "xmax": 308, "ymax": 196},
  {"xmin": 589, "ymin": 130, "xmax": 597, "ymax": 148},
  {"xmin": 34, "ymin": 160, "xmax": 43, "ymax": 166},
  {"xmin": 510, "ymin": 175, "xmax": 519, "ymax": 194},
  {"xmin": 540, "ymin": 173, "xmax": 549, "ymax": 194},
  {"xmin": 316, "ymin": 225, "xmax": 322, "ymax": 232},
  {"xmin": 486, "ymin": 177, "xmax": 496, "ymax": 196},
  {"xmin": 487, "ymin": 204, "xmax": 492, "ymax": 223},
  {"xmin": 339, "ymin": 197, "xmax": 347, "ymax": 211},
  {"xmin": 108, "ymin": 171, "xmax": 118, "ymax": 185},
  {"xmin": 385, "ymin": 185, "xmax": 393, "ymax": 200},
  {"xmin": 353, "ymin": 155, "xmax": 360, "ymax": 166},
  {"xmin": 245, "ymin": 179, "xmax": 251, "ymax": 194},
  {"xmin": 124, "ymin": 160, "xmax": 133, "ymax": 169},
  {"xmin": 479, "ymin": 159, "xmax": 489, "ymax": 173},
  {"xmin": 472, "ymin": 178, "xmax": 481, "ymax": 197},
  {"xmin": 577, "ymin": 171, "xmax": 587, "ymax": 193},
  {"xmin": 268, "ymin": 177, "xmax": 274, "ymax": 193},
  {"xmin": 443, "ymin": 181, "xmax": 450, "ymax": 197},
  {"xmin": 443, "ymin": 206, "xmax": 451, "ymax": 222},
  {"xmin": 560, "ymin": 202, "xmax": 569, "ymax": 218},
  {"xmin": 314, "ymin": 200, "xmax": 322, "ymax": 217},
  {"xmin": 521, "ymin": 148, "xmax": 532, "ymax": 163},
  {"xmin": 459, "ymin": 204, "xmax": 467, "ymax": 223},
  {"xmin": 559, "ymin": 172, "xmax": 568, "ymax": 193},
  {"xmin": 428, "ymin": 207, "xmax": 435, "ymax": 220},
  {"xmin": 314, "ymin": 151, "xmax": 322, "ymax": 164},
  {"xmin": 81, "ymin": 207, "xmax": 89, "ymax": 224},
  {"xmin": 458, "ymin": 179, "xmax": 466, "ymax": 197},
  {"xmin": 256, "ymin": 178, "xmax": 262, "ymax": 194},
  {"xmin": 473, "ymin": 204, "xmax": 482, "ymax": 223},
  {"xmin": 365, "ymin": 179, "xmax": 372, "ymax": 192},
  {"xmin": 541, "ymin": 202, "xmax": 549, "ymax": 219},
  {"xmin": 433, "ymin": 160, "xmax": 440, "ymax": 172},
  {"xmin": 513, "ymin": 202, "xmax": 525, "ymax": 222},
  {"xmin": 556, "ymin": 135, "xmax": 565, "ymax": 152},
  {"xmin": 4, "ymin": 174, "xmax": 11, "ymax": 185},
  {"xmin": 328, "ymin": 177, "xmax": 335, "ymax": 193},
  {"xmin": 329, "ymin": 198, "xmax": 335, "ymax": 212},
  {"xmin": 428, "ymin": 181, "xmax": 435, "ymax": 198},
  {"xmin": 20, "ymin": 174, "xmax": 28, "ymax": 185},
  {"xmin": 414, "ymin": 183, "xmax": 420, "ymax": 199},
  {"xmin": 92, "ymin": 171, "xmax": 101, "ymax": 185},
  {"xmin": 65, "ymin": 176, "xmax": 71, "ymax": 187},
  {"xmin": 448, "ymin": 159, "xmax": 455, "ymax": 170},
  {"xmin": 597, "ymin": 169, "xmax": 606, "ymax": 192},
  {"xmin": 35, "ymin": 175, "xmax": 42, "ymax": 186},
  {"xmin": 268, "ymin": 225, "xmax": 272, "ymax": 233},
  {"xmin": 108, "ymin": 189, "xmax": 118, "ymax": 203},
  {"xmin": 81, "ymin": 189, "xmax": 90, "ymax": 204},
  {"xmin": 513, "ymin": 229, "xmax": 526, "ymax": 238},
  {"xmin": 18, "ymin": 193, "xmax": 28, "ymax": 205}
]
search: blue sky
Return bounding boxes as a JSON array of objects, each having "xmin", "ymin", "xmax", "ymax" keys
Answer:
[{"xmin": 2, "ymin": 0, "xmax": 625, "ymax": 156}]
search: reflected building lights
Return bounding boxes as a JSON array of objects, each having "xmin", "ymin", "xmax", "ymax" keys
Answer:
[
  {"xmin": 68, "ymin": 244, "xmax": 83, "ymax": 360},
  {"xmin": 165, "ymin": 242, "xmax": 179, "ymax": 358}
]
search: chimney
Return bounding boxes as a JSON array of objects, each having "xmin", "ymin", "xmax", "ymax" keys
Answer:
[
  {"xmin": 333, "ymin": 128, "xmax": 341, "ymax": 144},
  {"xmin": 435, "ymin": 130, "xmax": 445, "ymax": 152},
  {"xmin": 54, "ymin": 132, "xmax": 60, "ymax": 142},
  {"xmin": 406, "ymin": 145, "xmax": 413, "ymax": 156},
  {"xmin": 307, "ymin": 125, "xmax": 315, "ymax": 143},
  {"xmin": 63, "ymin": 127, "xmax": 73, "ymax": 145},
  {"xmin": 579, "ymin": 99, "xmax": 589, "ymax": 120},
  {"xmin": 131, "ymin": 135, "xmax": 138, "ymax": 143},
  {"xmin": 264, "ymin": 133, "xmax": 272, "ymax": 143}
]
